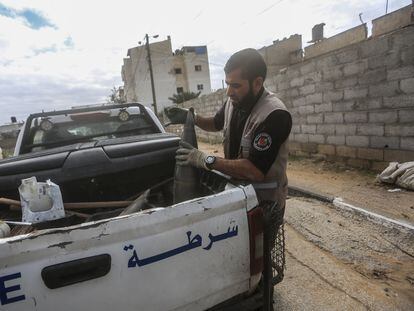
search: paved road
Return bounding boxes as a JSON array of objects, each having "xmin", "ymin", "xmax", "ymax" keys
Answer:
[{"xmin": 272, "ymin": 196, "xmax": 413, "ymax": 311}]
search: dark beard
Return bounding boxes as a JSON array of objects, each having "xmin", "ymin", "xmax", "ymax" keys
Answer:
[{"xmin": 238, "ymin": 83, "xmax": 256, "ymax": 109}]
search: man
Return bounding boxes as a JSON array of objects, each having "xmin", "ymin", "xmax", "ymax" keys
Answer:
[
  {"xmin": 165, "ymin": 49, "xmax": 291, "ymax": 310},
  {"xmin": 165, "ymin": 48, "xmax": 291, "ymax": 207}
]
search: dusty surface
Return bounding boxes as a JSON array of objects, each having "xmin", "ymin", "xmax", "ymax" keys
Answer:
[
  {"xmin": 278, "ymin": 197, "xmax": 414, "ymax": 310},
  {"xmin": 198, "ymin": 142, "xmax": 414, "ymax": 225}
]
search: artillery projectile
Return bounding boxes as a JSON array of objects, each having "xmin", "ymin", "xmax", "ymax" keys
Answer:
[{"xmin": 173, "ymin": 109, "xmax": 200, "ymax": 203}]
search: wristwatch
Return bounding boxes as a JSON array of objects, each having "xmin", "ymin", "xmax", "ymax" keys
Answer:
[{"xmin": 204, "ymin": 155, "xmax": 216, "ymax": 170}]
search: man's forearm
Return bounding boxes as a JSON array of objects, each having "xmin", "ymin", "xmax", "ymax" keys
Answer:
[
  {"xmin": 195, "ymin": 115, "xmax": 219, "ymax": 132},
  {"xmin": 211, "ymin": 157, "xmax": 265, "ymax": 182}
]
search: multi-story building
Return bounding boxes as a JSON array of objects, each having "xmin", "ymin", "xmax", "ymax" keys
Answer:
[{"xmin": 121, "ymin": 36, "xmax": 212, "ymax": 113}]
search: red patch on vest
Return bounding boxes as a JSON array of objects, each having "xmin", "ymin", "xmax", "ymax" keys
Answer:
[{"xmin": 253, "ymin": 133, "xmax": 272, "ymax": 151}]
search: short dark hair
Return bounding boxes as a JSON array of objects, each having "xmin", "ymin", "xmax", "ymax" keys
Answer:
[{"xmin": 224, "ymin": 48, "xmax": 267, "ymax": 82}]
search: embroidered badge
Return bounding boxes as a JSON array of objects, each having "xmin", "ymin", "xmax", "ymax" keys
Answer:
[{"xmin": 253, "ymin": 133, "xmax": 272, "ymax": 151}]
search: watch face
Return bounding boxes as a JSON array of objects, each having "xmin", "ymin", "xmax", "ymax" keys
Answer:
[{"xmin": 205, "ymin": 155, "xmax": 215, "ymax": 165}]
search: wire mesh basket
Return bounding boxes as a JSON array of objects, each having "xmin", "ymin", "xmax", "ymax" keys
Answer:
[{"xmin": 262, "ymin": 201, "xmax": 285, "ymax": 286}]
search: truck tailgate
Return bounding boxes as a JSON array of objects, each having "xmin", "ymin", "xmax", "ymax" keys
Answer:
[{"xmin": 0, "ymin": 186, "xmax": 252, "ymax": 311}]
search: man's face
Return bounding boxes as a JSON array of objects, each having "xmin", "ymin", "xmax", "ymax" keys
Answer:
[{"xmin": 225, "ymin": 68, "xmax": 251, "ymax": 104}]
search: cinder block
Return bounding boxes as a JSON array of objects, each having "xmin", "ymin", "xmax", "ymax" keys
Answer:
[
  {"xmin": 286, "ymin": 69, "xmax": 300, "ymax": 80},
  {"xmin": 336, "ymin": 146, "xmax": 357, "ymax": 158},
  {"xmin": 357, "ymin": 148, "xmax": 384, "ymax": 161},
  {"xmin": 336, "ymin": 124, "xmax": 357, "ymax": 135},
  {"xmin": 292, "ymin": 97, "xmax": 306, "ymax": 107},
  {"xmin": 384, "ymin": 149, "xmax": 414, "ymax": 162},
  {"xmin": 289, "ymin": 88, "xmax": 300, "ymax": 98},
  {"xmin": 288, "ymin": 141, "xmax": 301, "ymax": 151},
  {"xmin": 314, "ymin": 102, "xmax": 332, "ymax": 113},
  {"xmin": 294, "ymin": 134, "xmax": 309, "ymax": 143},
  {"xmin": 301, "ymin": 143, "xmax": 318, "ymax": 153},
  {"xmin": 290, "ymin": 107, "xmax": 299, "ymax": 116},
  {"xmin": 316, "ymin": 55, "xmax": 338, "ymax": 68},
  {"xmin": 327, "ymin": 135, "xmax": 345, "ymax": 145},
  {"xmin": 399, "ymin": 109, "xmax": 414, "ymax": 123},
  {"xmin": 353, "ymin": 98, "xmax": 382, "ymax": 110},
  {"xmin": 290, "ymin": 77, "xmax": 305, "ymax": 87},
  {"xmin": 369, "ymin": 81, "xmax": 400, "ymax": 97},
  {"xmin": 317, "ymin": 124, "xmax": 335, "ymax": 135},
  {"xmin": 371, "ymin": 161, "xmax": 388, "ymax": 172},
  {"xmin": 387, "ymin": 66, "xmax": 414, "ymax": 81},
  {"xmin": 368, "ymin": 51, "xmax": 400, "ymax": 69},
  {"xmin": 344, "ymin": 87, "xmax": 368, "ymax": 100},
  {"xmin": 370, "ymin": 136, "xmax": 400, "ymax": 149},
  {"xmin": 324, "ymin": 112, "xmax": 344, "ymax": 123},
  {"xmin": 309, "ymin": 134, "xmax": 325, "ymax": 144},
  {"xmin": 335, "ymin": 77, "xmax": 358, "ymax": 89},
  {"xmin": 315, "ymin": 82, "xmax": 334, "ymax": 92},
  {"xmin": 318, "ymin": 144, "xmax": 336, "ymax": 155},
  {"xmin": 291, "ymin": 125, "xmax": 301, "ymax": 134},
  {"xmin": 336, "ymin": 49, "xmax": 359, "ymax": 64},
  {"xmin": 347, "ymin": 158, "xmax": 371, "ymax": 169},
  {"xmin": 401, "ymin": 46, "xmax": 414, "ymax": 65},
  {"xmin": 278, "ymin": 81, "xmax": 290, "ymax": 91},
  {"xmin": 401, "ymin": 137, "xmax": 414, "ymax": 151},
  {"xmin": 299, "ymin": 84, "xmax": 316, "ymax": 96},
  {"xmin": 303, "ymin": 71, "xmax": 322, "ymax": 84},
  {"xmin": 383, "ymin": 94, "xmax": 414, "ymax": 108},
  {"xmin": 333, "ymin": 101, "xmax": 355, "ymax": 112},
  {"xmin": 300, "ymin": 62, "xmax": 316, "ymax": 75},
  {"xmin": 323, "ymin": 90, "xmax": 343, "ymax": 102},
  {"xmin": 360, "ymin": 36, "xmax": 389, "ymax": 57},
  {"xmin": 307, "ymin": 113, "xmax": 323, "ymax": 124},
  {"xmin": 393, "ymin": 27, "xmax": 414, "ymax": 48},
  {"xmin": 358, "ymin": 68, "xmax": 387, "ymax": 85},
  {"xmin": 401, "ymin": 78, "xmax": 414, "ymax": 94},
  {"xmin": 357, "ymin": 124, "xmax": 384, "ymax": 136},
  {"xmin": 385, "ymin": 125, "xmax": 414, "ymax": 136},
  {"xmin": 298, "ymin": 105, "xmax": 315, "ymax": 115},
  {"xmin": 369, "ymin": 111, "xmax": 398, "ymax": 123},
  {"xmin": 346, "ymin": 135, "xmax": 369, "ymax": 147},
  {"xmin": 323, "ymin": 66, "xmax": 343, "ymax": 80},
  {"xmin": 306, "ymin": 93, "xmax": 323, "ymax": 105},
  {"xmin": 301, "ymin": 124, "xmax": 317, "ymax": 134},
  {"xmin": 344, "ymin": 112, "xmax": 368, "ymax": 123},
  {"xmin": 343, "ymin": 61, "xmax": 367, "ymax": 76}
]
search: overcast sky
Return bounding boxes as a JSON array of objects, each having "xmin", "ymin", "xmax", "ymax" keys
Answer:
[{"xmin": 0, "ymin": 0, "xmax": 411, "ymax": 124}]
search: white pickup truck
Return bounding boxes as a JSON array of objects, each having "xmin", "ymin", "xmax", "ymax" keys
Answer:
[{"xmin": 0, "ymin": 104, "xmax": 283, "ymax": 311}]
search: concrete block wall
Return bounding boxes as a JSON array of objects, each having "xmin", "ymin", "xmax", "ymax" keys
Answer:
[
  {"xmin": 166, "ymin": 89, "xmax": 226, "ymax": 144},
  {"xmin": 271, "ymin": 25, "xmax": 414, "ymax": 170},
  {"xmin": 372, "ymin": 5, "xmax": 413, "ymax": 37},
  {"xmin": 166, "ymin": 21, "xmax": 414, "ymax": 171}
]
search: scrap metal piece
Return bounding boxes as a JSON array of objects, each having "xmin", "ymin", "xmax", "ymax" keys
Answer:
[{"xmin": 18, "ymin": 177, "xmax": 65, "ymax": 224}]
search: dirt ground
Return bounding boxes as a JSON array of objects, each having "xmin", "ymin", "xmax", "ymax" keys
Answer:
[
  {"xmin": 199, "ymin": 141, "xmax": 414, "ymax": 309},
  {"xmin": 198, "ymin": 142, "xmax": 414, "ymax": 225}
]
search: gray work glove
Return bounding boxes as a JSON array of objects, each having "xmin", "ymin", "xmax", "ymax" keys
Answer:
[
  {"xmin": 164, "ymin": 107, "xmax": 195, "ymax": 124},
  {"xmin": 176, "ymin": 141, "xmax": 208, "ymax": 170}
]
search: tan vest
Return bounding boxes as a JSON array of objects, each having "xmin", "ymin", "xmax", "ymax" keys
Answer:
[{"xmin": 223, "ymin": 89, "xmax": 290, "ymax": 205}]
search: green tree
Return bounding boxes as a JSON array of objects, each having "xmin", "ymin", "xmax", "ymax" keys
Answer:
[
  {"xmin": 108, "ymin": 86, "xmax": 126, "ymax": 104},
  {"xmin": 168, "ymin": 91, "xmax": 201, "ymax": 104}
]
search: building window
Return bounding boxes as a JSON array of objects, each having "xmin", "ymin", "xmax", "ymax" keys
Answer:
[
  {"xmin": 197, "ymin": 84, "xmax": 203, "ymax": 90},
  {"xmin": 174, "ymin": 68, "xmax": 182, "ymax": 74},
  {"xmin": 177, "ymin": 87, "xmax": 184, "ymax": 94},
  {"xmin": 195, "ymin": 65, "xmax": 202, "ymax": 72}
]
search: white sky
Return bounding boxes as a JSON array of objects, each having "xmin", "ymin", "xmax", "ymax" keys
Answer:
[{"xmin": 0, "ymin": 0, "xmax": 411, "ymax": 124}]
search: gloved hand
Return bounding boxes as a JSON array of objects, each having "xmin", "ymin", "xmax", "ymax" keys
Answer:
[
  {"xmin": 164, "ymin": 107, "xmax": 195, "ymax": 124},
  {"xmin": 176, "ymin": 141, "xmax": 208, "ymax": 170}
]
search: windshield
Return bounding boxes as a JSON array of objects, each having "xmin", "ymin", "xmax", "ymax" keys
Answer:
[{"xmin": 24, "ymin": 107, "xmax": 159, "ymax": 153}]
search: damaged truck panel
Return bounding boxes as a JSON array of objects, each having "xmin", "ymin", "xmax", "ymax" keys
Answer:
[{"xmin": 0, "ymin": 184, "xmax": 259, "ymax": 311}]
